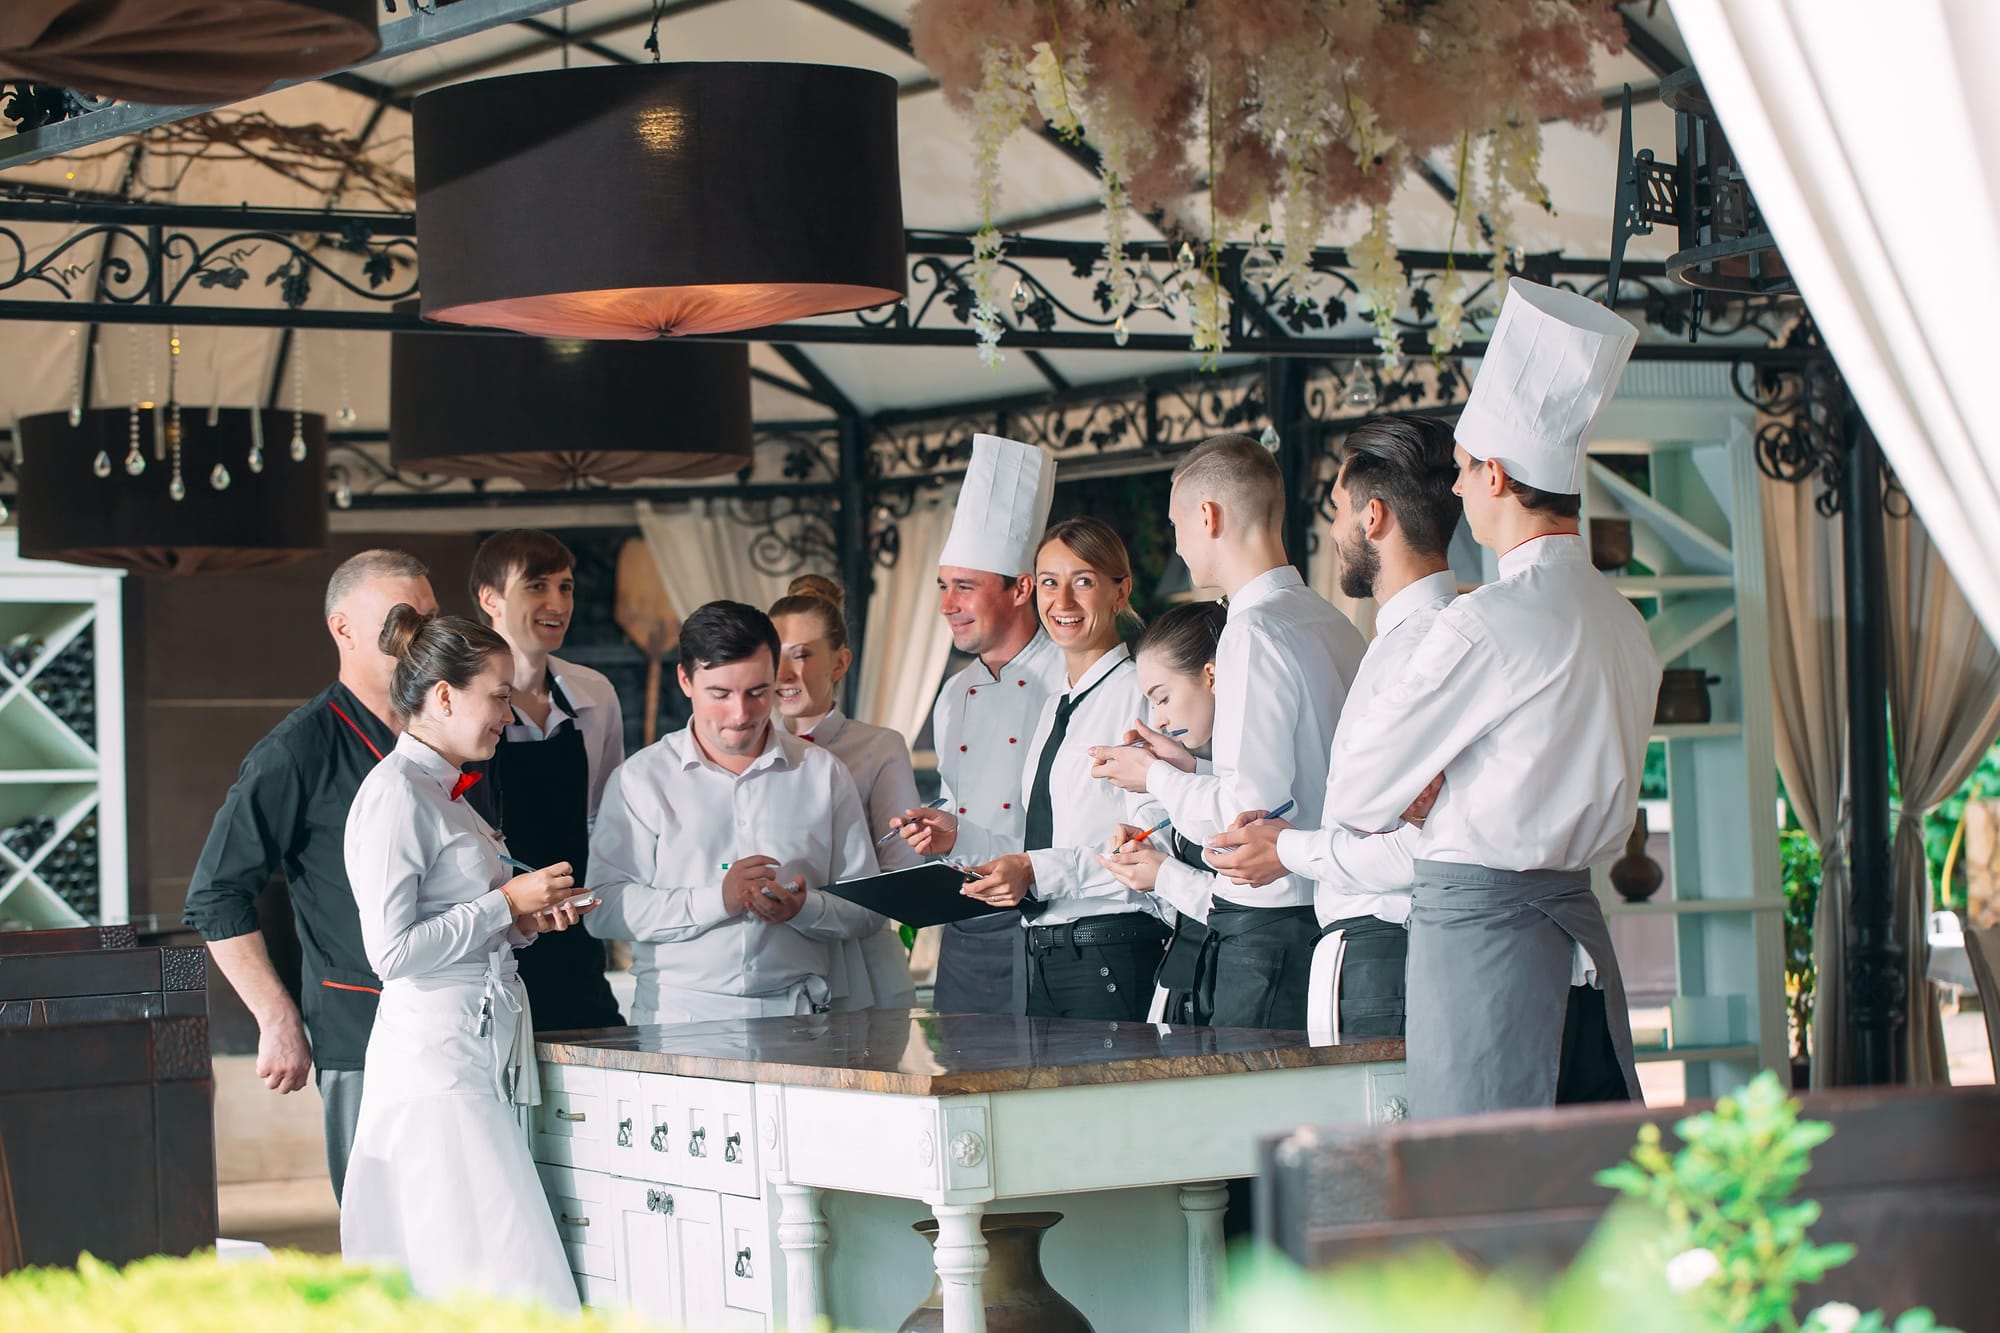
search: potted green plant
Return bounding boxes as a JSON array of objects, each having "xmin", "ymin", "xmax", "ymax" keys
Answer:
[{"xmin": 1778, "ymin": 826, "xmax": 1822, "ymax": 1087}]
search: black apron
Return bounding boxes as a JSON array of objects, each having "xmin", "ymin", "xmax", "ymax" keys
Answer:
[
  {"xmin": 1198, "ymin": 899, "xmax": 1320, "ymax": 1030},
  {"xmin": 468, "ymin": 689, "xmax": 625, "ymax": 1034}
]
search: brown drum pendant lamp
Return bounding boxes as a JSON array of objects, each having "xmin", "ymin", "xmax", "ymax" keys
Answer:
[
  {"xmin": 15, "ymin": 408, "xmax": 329, "ymax": 575},
  {"xmin": 389, "ymin": 319, "xmax": 754, "ymax": 487},
  {"xmin": 414, "ymin": 62, "xmax": 907, "ymax": 340},
  {"xmin": 0, "ymin": 0, "xmax": 379, "ymax": 104}
]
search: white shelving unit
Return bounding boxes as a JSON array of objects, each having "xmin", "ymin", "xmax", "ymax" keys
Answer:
[
  {"xmin": 1583, "ymin": 379, "xmax": 1789, "ymax": 1097},
  {"xmin": 0, "ymin": 532, "xmax": 125, "ymax": 929}
]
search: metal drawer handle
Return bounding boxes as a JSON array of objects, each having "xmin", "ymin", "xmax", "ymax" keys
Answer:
[
  {"xmin": 650, "ymin": 1123, "xmax": 671, "ymax": 1152},
  {"xmin": 616, "ymin": 1117, "xmax": 633, "ymax": 1148},
  {"xmin": 560, "ymin": 1213, "xmax": 590, "ymax": 1228},
  {"xmin": 723, "ymin": 1131, "xmax": 742, "ymax": 1163},
  {"xmin": 734, "ymin": 1247, "xmax": 753, "ymax": 1279},
  {"xmin": 646, "ymin": 1188, "xmax": 674, "ymax": 1215},
  {"xmin": 687, "ymin": 1125, "xmax": 707, "ymax": 1157},
  {"xmin": 555, "ymin": 1108, "xmax": 586, "ymax": 1123}
]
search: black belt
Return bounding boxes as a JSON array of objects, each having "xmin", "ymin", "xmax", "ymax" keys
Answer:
[{"xmin": 1026, "ymin": 912, "xmax": 1170, "ymax": 953}]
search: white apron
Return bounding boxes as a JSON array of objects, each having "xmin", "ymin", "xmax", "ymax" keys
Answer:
[
  {"xmin": 341, "ymin": 946, "xmax": 578, "ymax": 1312},
  {"xmin": 634, "ymin": 974, "xmax": 830, "ymax": 1026},
  {"xmin": 829, "ymin": 926, "xmax": 918, "ymax": 1013}
]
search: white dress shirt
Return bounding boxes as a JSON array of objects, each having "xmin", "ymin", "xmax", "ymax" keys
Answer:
[
  {"xmin": 791, "ymin": 707, "xmax": 922, "ymax": 872},
  {"xmin": 931, "ymin": 629, "xmax": 1068, "ymax": 846},
  {"xmin": 345, "ymin": 733, "xmax": 531, "ymax": 984},
  {"xmin": 499, "ymin": 656, "xmax": 625, "ymax": 828},
  {"xmin": 1146, "ymin": 568, "xmax": 1367, "ymax": 909},
  {"xmin": 585, "ymin": 724, "xmax": 885, "ymax": 1021},
  {"xmin": 954, "ymin": 645, "xmax": 1171, "ymax": 928},
  {"xmin": 1326, "ymin": 534, "xmax": 1661, "ymax": 871},
  {"xmin": 1277, "ymin": 569, "xmax": 1460, "ymax": 927}
]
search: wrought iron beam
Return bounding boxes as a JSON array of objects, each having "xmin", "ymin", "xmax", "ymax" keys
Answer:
[
  {"xmin": 1620, "ymin": 11, "xmax": 1689, "ymax": 78},
  {"xmin": 772, "ymin": 345, "xmax": 861, "ymax": 419},
  {"xmin": 0, "ymin": 0, "xmax": 591, "ymax": 167}
]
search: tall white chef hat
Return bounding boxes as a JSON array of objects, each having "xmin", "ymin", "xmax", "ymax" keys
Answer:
[
  {"xmin": 937, "ymin": 434, "xmax": 1056, "ymax": 577},
  {"xmin": 1456, "ymin": 279, "xmax": 1639, "ymax": 495}
]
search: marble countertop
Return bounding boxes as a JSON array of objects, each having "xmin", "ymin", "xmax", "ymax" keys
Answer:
[{"xmin": 537, "ymin": 1010, "xmax": 1402, "ymax": 1095}]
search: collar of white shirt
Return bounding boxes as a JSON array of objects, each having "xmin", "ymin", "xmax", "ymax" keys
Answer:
[
  {"xmin": 1497, "ymin": 531, "xmax": 1589, "ymax": 580},
  {"xmin": 1064, "ymin": 641, "xmax": 1131, "ymax": 695},
  {"xmin": 1226, "ymin": 564, "xmax": 1304, "ymax": 614},
  {"xmin": 394, "ymin": 731, "xmax": 462, "ymax": 794},
  {"xmin": 788, "ymin": 707, "xmax": 847, "ymax": 745},
  {"xmin": 1375, "ymin": 569, "xmax": 1460, "ymax": 637},
  {"xmin": 967, "ymin": 628, "xmax": 1058, "ymax": 687},
  {"xmin": 664, "ymin": 722, "xmax": 802, "ymax": 777}
]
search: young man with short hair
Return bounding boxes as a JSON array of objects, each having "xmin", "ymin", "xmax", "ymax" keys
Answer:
[
  {"xmin": 1090, "ymin": 434, "xmax": 1370, "ymax": 1028},
  {"xmin": 586, "ymin": 601, "xmax": 884, "ymax": 1023},
  {"xmin": 464, "ymin": 528, "xmax": 625, "ymax": 1032}
]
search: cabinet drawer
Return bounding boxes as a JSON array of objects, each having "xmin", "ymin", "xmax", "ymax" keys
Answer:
[
  {"xmin": 537, "ymin": 1162, "xmax": 617, "ymax": 1280},
  {"xmin": 538, "ymin": 1085, "xmax": 605, "ymax": 1141},
  {"xmin": 542, "ymin": 1063, "xmax": 606, "ymax": 1098},
  {"xmin": 574, "ymin": 1271, "xmax": 619, "ymax": 1310},
  {"xmin": 680, "ymin": 1077, "xmax": 759, "ymax": 1193},
  {"xmin": 620, "ymin": 1072, "xmax": 695, "ymax": 1183},
  {"xmin": 720, "ymin": 1192, "xmax": 770, "ymax": 1316}
]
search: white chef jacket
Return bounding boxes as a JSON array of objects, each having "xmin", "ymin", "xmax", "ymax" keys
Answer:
[
  {"xmin": 1326, "ymin": 534, "xmax": 1661, "ymax": 871},
  {"xmin": 345, "ymin": 732, "xmax": 532, "ymax": 984},
  {"xmin": 1145, "ymin": 568, "xmax": 1367, "ymax": 909},
  {"xmin": 585, "ymin": 724, "xmax": 885, "ymax": 1021},
  {"xmin": 1276, "ymin": 569, "xmax": 1461, "ymax": 928},
  {"xmin": 497, "ymin": 655, "xmax": 624, "ymax": 828},
  {"xmin": 791, "ymin": 707, "xmax": 923, "ymax": 872},
  {"xmin": 953, "ymin": 645, "xmax": 1171, "ymax": 928},
  {"xmin": 931, "ymin": 629, "xmax": 1068, "ymax": 848}
]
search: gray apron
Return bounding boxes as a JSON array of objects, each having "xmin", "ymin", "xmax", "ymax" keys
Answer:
[{"xmin": 1406, "ymin": 860, "xmax": 1639, "ymax": 1118}]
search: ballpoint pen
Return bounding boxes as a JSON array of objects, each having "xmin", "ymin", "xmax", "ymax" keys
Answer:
[
  {"xmin": 1206, "ymin": 799, "xmax": 1295, "ymax": 853},
  {"xmin": 878, "ymin": 796, "xmax": 950, "ymax": 845},
  {"xmin": 722, "ymin": 860, "xmax": 786, "ymax": 902},
  {"xmin": 1118, "ymin": 815, "xmax": 1175, "ymax": 852},
  {"xmin": 1124, "ymin": 727, "xmax": 1189, "ymax": 747}
]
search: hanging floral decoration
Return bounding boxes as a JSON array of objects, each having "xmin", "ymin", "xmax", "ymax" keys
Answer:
[{"xmin": 911, "ymin": 0, "xmax": 1625, "ymax": 365}]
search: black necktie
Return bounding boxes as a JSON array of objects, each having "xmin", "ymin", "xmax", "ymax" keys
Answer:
[{"xmin": 1020, "ymin": 659, "xmax": 1121, "ymax": 917}]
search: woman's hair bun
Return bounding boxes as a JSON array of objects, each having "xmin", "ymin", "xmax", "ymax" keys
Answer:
[
  {"xmin": 377, "ymin": 602, "xmax": 434, "ymax": 659},
  {"xmin": 786, "ymin": 573, "xmax": 845, "ymax": 610}
]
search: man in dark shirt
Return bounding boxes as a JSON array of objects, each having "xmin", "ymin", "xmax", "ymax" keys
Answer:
[{"xmin": 182, "ymin": 549, "xmax": 436, "ymax": 1200}]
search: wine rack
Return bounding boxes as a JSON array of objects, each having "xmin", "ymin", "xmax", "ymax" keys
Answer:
[{"xmin": 0, "ymin": 533, "xmax": 126, "ymax": 930}]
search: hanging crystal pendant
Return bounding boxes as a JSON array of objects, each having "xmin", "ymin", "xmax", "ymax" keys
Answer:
[
  {"xmin": 1239, "ymin": 244, "xmax": 1279, "ymax": 286},
  {"xmin": 1010, "ymin": 280, "xmax": 1031, "ymax": 312},
  {"xmin": 333, "ymin": 479, "xmax": 353, "ymax": 510},
  {"xmin": 1258, "ymin": 425, "xmax": 1280, "ymax": 451},
  {"xmin": 210, "ymin": 462, "xmax": 231, "ymax": 490},
  {"xmin": 91, "ymin": 450, "xmax": 112, "ymax": 478},
  {"xmin": 1175, "ymin": 241, "xmax": 1196, "ymax": 272},
  {"xmin": 247, "ymin": 444, "xmax": 265, "ymax": 474},
  {"xmin": 1343, "ymin": 361, "xmax": 1379, "ymax": 411},
  {"xmin": 168, "ymin": 474, "xmax": 186, "ymax": 502},
  {"xmin": 337, "ymin": 405, "xmax": 357, "ymax": 426},
  {"xmin": 123, "ymin": 449, "xmax": 145, "ymax": 476},
  {"xmin": 290, "ymin": 411, "xmax": 307, "ymax": 462},
  {"xmin": 68, "ymin": 406, "xmax": 83, "ymax": 428},
  {"xmin": 1112, "ymin": 315, "xmax": 1130, "ymax": 348}
]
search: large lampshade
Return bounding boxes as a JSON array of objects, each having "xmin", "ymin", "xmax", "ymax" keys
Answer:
[
  {"xmin": 0, "ymin": 0, "xmax": 378, "ymax": 104},
  {"xmin": 389, "ymin": 321, "xmax": 754, "ymax": 487},
  {"xmin": 414, "ymin": 62, "xmax": 907, "ymax": 340},
  {"xmin": 16, "ymin": 409, "xmax": 329, "ymax": 575}
]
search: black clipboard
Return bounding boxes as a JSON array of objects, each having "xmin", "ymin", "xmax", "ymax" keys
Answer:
[{"xmin": 822, "ymin": 863, "xmax": 1016, "ymax": 927}]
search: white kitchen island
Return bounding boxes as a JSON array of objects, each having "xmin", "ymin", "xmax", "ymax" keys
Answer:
[{"xmin": 532, "ymin": 1011, "xmax": 1406, "ymax": 1333}]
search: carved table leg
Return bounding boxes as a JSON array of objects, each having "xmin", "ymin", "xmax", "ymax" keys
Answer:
[
  {"xmin": 775, "ymin": 1183, "xmax": 829, "ymax": 1333},
  {"xmin": 1180, "ymin": 1181, "xmax": 1230, "ymax": 1331},
  {"xmin": 933, "ymin": 1202, "xmax": 990, "ymax": 1333}
]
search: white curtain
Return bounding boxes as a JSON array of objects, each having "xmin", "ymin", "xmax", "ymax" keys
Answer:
[
  {"xmin": 855, "ymin": 490, "xmax": 957, "ymax": 739},
  {"xmin": 634, "ymin": 498, "xmax": 830, "ymax": 624},
  {"xmin": 1672, "ymin": 0, "xmax": 2000, "ymax": 643}
]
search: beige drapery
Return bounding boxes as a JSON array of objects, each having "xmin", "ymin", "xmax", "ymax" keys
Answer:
[
  {"xmin": 854, "ymin": 491, "xmax": 957, "ymax": 738},
  {"xmin": 1883, "ymin": 510, "xmax": 2000, "ymax": 1082},
  {"xmin": 1761, "ymin": 474, "xmax": 1851, "ymax": 1085},
  {"xmin": 634, "ymin": 498, "xmax": 821, "ymax": 622}
]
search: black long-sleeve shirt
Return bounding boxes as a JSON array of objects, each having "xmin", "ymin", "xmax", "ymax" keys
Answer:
[{"xmin": 181, "ymin": 681, "xmax": 394, "ymax": 1071}]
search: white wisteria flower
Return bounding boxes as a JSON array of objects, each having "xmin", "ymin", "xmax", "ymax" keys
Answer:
[
  {"xmin": 1664, "ymin": 1246, "xmax": 1723, "ymax": 1293},
  {"xmin": 1024, "ymin": 39, "xmax": 1087, "ymax": 142},
  {"xmin": 1805, "ymin": 1302, "xmax": 1864, "ymax": 1333}
]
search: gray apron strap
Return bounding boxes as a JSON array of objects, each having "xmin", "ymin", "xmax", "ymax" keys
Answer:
[{"xmin": 1405, "ymin": 860, "xmax": 1639, "ymax": 1119}]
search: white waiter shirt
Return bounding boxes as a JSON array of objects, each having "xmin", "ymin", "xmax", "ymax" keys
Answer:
[
  {"xmin": 1277, "ymin": 569, "xmax": 1460, "ymax": 927},
  {"xmin": 345, "ymin": 733, "xmax": 530, "ymax": 984},
  {"xmin": 954, "ymin": 645, "xmax": 1171, "ymax": 928},
  {"xmin": 931, "ymin": 629, "xmax": 1068, "ymax": 851},
  {"xmin": 498, "ymin": 656, "xmax": 624, "ymax": 827},
  {"xmin": 585, "ymin": 725, "xmax": 884, "ymax": 1020},
  {"xmin": 1326, "ymin": 534, "xmax": 1660, "ymax": 871},
  {"xmin": 793, "ymin": 707, "xmax": 923, "ymax": 872},
  {"xmin": 1145, "ymin": 568, "xmax": 1367, "ymax": 909}
]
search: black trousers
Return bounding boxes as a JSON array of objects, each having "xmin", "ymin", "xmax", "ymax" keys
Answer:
[
  {"xmin": 1330, "ymin": 914, "xmax": 1410, "ymax": 1039},
  {"xmin": 1026, "ymin": 918, "xmax": 1168, "ymax": 1022},
  {"xmin": 1205, "ymin": 901, "xmax": 1321, "ymax": 1030},
  {"xmin": 1557, "ymin": 984, "xmax": 1634, "ymax": 1103}
]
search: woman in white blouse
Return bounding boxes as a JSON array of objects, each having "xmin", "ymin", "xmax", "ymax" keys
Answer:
[
  {"xmin": 340, "ymin": 605, "xmax": 591, "ymax": 1310},
  {"xmin": 900, "ymin": 517, "xmax": 1169, "ymax": 1020},
  {"xmin": 768, "ymin": 574, "xmax": 918, "ymax": 1010}
]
